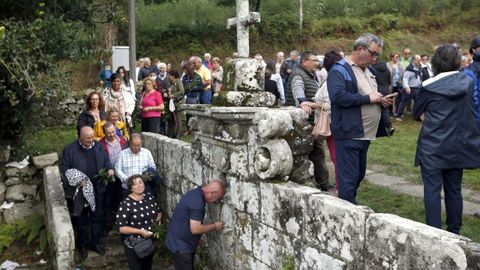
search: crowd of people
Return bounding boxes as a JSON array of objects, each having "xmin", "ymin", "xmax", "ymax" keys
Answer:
[{"xmin": 61, "ymin": 33, "xmax": 480, "ymax": 269}]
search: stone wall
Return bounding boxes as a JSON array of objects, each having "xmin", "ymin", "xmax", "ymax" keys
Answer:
[
  {"xmin": 37, "ymin": 89, "xmax": 93, "ymax": 127},
  {"xmin": 42, "ymin": 165, "xmax": 74, "ymax": 270},
  {"xmin": 143, "ymin": 132, "xmax": 480, "ymax": 270},
  {"xmin": 0, "ymin": 153, "xmax": 73, "ymax": 270}
]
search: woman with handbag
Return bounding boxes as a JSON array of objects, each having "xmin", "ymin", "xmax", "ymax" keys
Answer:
[
  {"xmin": 313, "ymin": 50, "xmax": 344, "ymax": 193},
  {"xmin": 116, "ymin": 174, "xmax": 160, "ymax": 270}
]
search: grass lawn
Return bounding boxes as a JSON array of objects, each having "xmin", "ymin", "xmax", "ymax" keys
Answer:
[
  {"xmin": 368, "ymin": 116, "xmax": 480, "ymax": 191},
  {"xmin": 358, "ymin": 181, "xmax": 480, "ymax": 243},
  {"xmin": 16, "ymin": 126, "xmax": 77, "ymax": 158}
]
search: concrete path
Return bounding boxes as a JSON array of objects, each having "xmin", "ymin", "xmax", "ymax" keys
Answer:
[
  {"xmin": 364, "ymin": 168, "xmax": 480, "ymax": 216},
  {"xmin": 324, "ymin": 160, "xmax": 480, "ymax": 216}
]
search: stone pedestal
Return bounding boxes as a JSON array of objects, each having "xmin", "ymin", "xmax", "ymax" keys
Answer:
[{"xmin": 184, "ymin": 106, "xmax": 313, "ymax": 184}]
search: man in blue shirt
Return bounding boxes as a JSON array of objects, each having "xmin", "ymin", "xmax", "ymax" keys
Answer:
[{"xmin": 166, "ymin": 180, "xmax": 225, "ymax": 269}]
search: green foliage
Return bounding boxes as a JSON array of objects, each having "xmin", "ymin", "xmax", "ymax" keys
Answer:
[
  {"xmin": 17, "ymin": 126, "xmax": 77, "ymax": 157},
  {"xmin": 0, "ymin": 215, "xmax": 49, "ymax": 255},
  {"xmin": 0, "ymin": 224, "xmax": 16, "ymax": 254},
  {"xmin": 281, "ymin": 255, "xmax": 295, "ymax": 270},
  {"xmin": 136, "ymin": 0, "xmax": 235, "ymax": 56},
  {"xmin": 16, "ymin": 215, "xmax": 49, "ymax": 251}
]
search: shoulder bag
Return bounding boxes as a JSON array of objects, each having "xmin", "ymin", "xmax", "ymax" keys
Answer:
[{"xmin": 312, "ymin": 103, "xmax": 331, "ymax": 141}]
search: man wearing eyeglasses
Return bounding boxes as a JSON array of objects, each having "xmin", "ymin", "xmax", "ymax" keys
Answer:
[
  {"xmin": 327, "ymin": 33, "xmax": 392, "ymax": 204},
  {"xmin": 400, "ymin": 48, "xmax": 412, "ymax": 69},
  {"xmin": 286, "ymin": 50, "xmax": 334, "ymax": 192}
]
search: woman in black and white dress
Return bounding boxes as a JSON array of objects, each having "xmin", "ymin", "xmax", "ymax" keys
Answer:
[{"xmin": 116, "ymin": 174, "xmax": 160, "ymax": 270}]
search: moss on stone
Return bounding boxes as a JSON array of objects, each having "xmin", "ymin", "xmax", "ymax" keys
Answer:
[{"xmin": 212, "ymin": 91, "xmax": 230, "ymax": 106}]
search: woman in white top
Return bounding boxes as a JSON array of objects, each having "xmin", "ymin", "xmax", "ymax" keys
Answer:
[
  {"xmin": 313, "ymin": 50, "xmax": 344, "ymax": 192},
  {"xmin": 117, "ymin": 66, "xmax": 137, "ymax": 101}
]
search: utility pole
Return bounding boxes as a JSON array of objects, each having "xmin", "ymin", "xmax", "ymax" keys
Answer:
[
  {"xmin": 128, "ymin": 0, "xmax": 136, "ymax": 82},
  {"xmin": 299, "ymin": 0, "xmax": 303, "ymax": 31}
]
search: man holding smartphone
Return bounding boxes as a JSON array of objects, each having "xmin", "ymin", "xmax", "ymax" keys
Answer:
[{"xmin": 327, "ymin": 33, "xmax": 392, "ymax": 204}]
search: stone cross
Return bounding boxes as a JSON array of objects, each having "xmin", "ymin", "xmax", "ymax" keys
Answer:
[{"xmin": 226, "ymin": 0, "xmax": 261, "ymax": 58}]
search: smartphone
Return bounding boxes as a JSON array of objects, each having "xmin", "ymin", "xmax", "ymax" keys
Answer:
[{"xmin": 384, "ymin": 92, "xmax": 398, "ymax": 99}]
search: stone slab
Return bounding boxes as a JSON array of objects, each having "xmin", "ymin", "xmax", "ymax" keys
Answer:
[
  {"xmin": 365, "ymin": 213, "xmax": 469, "ymax": 270},
  {"xmin": 305, "ymin": 193, "xmax": 372, "ymax": 265},
  {"xmin": 5, "ymin": 184, "xmax": 37, "ymax": 201},
  {"xmin": 32, "ymin": 153, "xmax": 59, "ymax": 169}
]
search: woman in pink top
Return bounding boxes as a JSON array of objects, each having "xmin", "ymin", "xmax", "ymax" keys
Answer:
[{"xmin": 139, "ymin": 77, "xmax": 164, "ymax": 133}]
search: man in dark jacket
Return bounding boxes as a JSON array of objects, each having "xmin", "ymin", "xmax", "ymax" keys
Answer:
[
  {"xmin": 99, "ymin": 122, "xmax": 128, "ymax": 234},
  {"xmin": 60, "ymin": 126, "xmax": 114, "ymax": 259},
  {"xmin": 327, "ymin": 33, "xmax": 391, "ymax": 204},
  {"xmin": 287, "ymin": 50, "xmax": 334, "ymax": 191},
  {"xmin": 413, "ymin": 44, "xmax": 480, "ymax": 234}
]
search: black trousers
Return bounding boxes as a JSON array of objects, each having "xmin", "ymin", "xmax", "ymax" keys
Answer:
[
  {"xmin": 308, "ymin": 139, "xmax": 332, "ymax": 191},
  {"xmin": 141, "ymin": 117, "xmax": 160, "ymax": 133},
  {"xmin": 124, "ymin": 244, "xmax": 154, "ymax": 270},
  {"xmin": 172, "ymin": 251, "xmax": 195, "ymax": 270}
]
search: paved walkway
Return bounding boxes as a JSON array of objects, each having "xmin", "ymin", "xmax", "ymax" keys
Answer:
[{"xmin": 364, "ymin": 166, "xmax": 480, "ymax": 216}]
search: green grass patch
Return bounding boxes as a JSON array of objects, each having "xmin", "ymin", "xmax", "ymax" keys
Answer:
[
  {"xmin": 15, "ymin": 126, "xmax": 77, "ymax": 158},
  {"xmin": 368, "ymin": 117, "xmax": 480, "ymax": 191},
  {"xmin": 358, "ymin": 181, "xmax": 480, "ymax": 243}
]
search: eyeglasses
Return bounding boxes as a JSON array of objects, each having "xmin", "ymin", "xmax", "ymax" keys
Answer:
[
  {"xmin": 307, "ymin": 58, "xmax": 319, "ymax": 62},
  {"xmin": 366, "ymin": 47, "xmax": 380, "ymax": 58}
]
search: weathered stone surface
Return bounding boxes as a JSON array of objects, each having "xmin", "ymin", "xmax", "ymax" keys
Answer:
[
  {"xmin": 5, "ymin": 177, "xmax": 22, "ymax": 186},
  {"xmin": 3, "ymin": 202, "xmax": 43, "ymax": 223},
  {"xmin": 252, "ymin": 222, "xmax": 294, "ymax": 269},
  {"xmin": 5, "ymin": 167, "xmax": 19, "ymax": 177},
  {"xmin": 6, "ymin": 184, "xmax": 37, "ymax": 201},
  {"xmin": 43, "ymin": 166, "xmax": 74, "ymax": 270},
  {"xmin": 19, "ymin": 166, "xmax": 36, "ymax": 176},
  {"xmin": 0, "ymin": 182, "xmax": 6, "ymax": 201},
  {"xmin": 230, "ymin": 178, "xmax": 260, "ymax": 218},
  {"xmin": 235, "ymin": 211, "xmax": 254, "ymax": 254},
  {"xmin": 305, "ymin": 193, "xmax": 372, "ymax": 265},
  {"xmin": 297, "ymin": 246, "xmax": 346, "ymax": 270},
  {"xmin": 141, "ymin": 132, "xmax": 161, "ymax": 165},
  {"xmin": 260, "ymin": 182, "xmax": 319, "ymax": 235},
  {"xmin": 461, "ymin": 242, "xmax": 480, "ymax": 270},
  {"xmin": 365, "ymin": 213, "xmax": 469, "ymax": 270},
  {"xmin": 32, "ymin": 153, "xmax": 59, "ymax": 169},
  {"xmin": 254, "ymin": 110, "xmax": 293, "ymax": 138},
  {"xmin": 224, "ymin": 58, "xmax": 264, "ymax": 92},
  {"xmin": 254, "ymin": 139, "xmax": 292, "ymax": 180}
]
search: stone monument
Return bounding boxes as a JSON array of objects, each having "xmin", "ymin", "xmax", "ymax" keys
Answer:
[{"xmin": 184, "ymin": 0, "xmax": 314, "ymax": 184}]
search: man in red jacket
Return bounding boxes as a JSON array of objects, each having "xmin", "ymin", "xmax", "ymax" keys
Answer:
[{"xmin": 100, "ymin": 122, "xmax": 128, "ymax": 234}]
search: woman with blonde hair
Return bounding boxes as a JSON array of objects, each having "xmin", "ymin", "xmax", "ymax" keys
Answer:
[{"xmin": 139, "ymin": 77, "xmax": 164, "ymax": 133}]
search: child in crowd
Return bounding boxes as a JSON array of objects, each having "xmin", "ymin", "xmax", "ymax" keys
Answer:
[{"xmin": 94, "ymin": 110, "xmax": 130, "ymax": 141}]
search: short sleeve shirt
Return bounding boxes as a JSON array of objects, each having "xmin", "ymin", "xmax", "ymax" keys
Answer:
[
  {"xmin": 165, "ymin": 188, "xmax": 205, "ymax": 253},
  {"xmin": 345, "ymin": 57, "xmax": 381, "ymax": 140},
  {"xmin": 141, "ymin": 90, "xmax": 163, "ymax": 118},
  {"xmin": 196, "ymin": 66, "xmax": 212, "ymax": 90},
  {"xmin": 116, "ymin": 194, "xmax": 159, "ymax": 238}
]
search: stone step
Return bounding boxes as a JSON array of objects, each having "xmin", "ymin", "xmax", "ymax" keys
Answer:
[{"xmin": 73, "ymin": 231, "xmax": 173, "ymax": 269}]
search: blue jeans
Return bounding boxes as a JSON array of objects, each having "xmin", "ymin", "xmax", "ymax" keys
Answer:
[
  {"xmin": 199, "ymin": 90, "xmax": 212, "ymax": 104},
  {"xmin": 395, "ymin": 87, "xmax": 419, "ymax": 117}
]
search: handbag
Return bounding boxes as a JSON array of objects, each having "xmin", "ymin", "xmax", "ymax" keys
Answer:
[
  {"xmin": 312, "ymin": 103, "xmax": 331, "ymax": 141},
  {"xmin": 132, "ymin": 237, "xmax": 155, "ymax": 259}
]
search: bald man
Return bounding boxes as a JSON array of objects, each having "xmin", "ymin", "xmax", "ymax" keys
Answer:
[
  {"xmin": 166, "ymin": 180, "xmax": 225, "ymax": 269},
  {"xmin": 60, "ymin": 126, "xmax": 114, "ymax": 259}
]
